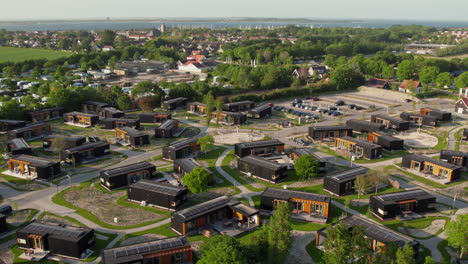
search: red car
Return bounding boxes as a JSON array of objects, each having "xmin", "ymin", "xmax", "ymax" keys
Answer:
[{"xmin": 310, "ymin": 97, "xmax": 320, "ymax": 101}]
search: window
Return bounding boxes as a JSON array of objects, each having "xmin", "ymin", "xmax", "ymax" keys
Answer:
[{"xmin": 377, "ymin": 208, "xmax": 387, "ymax": 215}]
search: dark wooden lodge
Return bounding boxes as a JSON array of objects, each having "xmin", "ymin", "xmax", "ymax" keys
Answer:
[
  {"xmin": 440, "ymin": 150, "xmax": 468, "ymax": 168},
  {"xmin": 323, "ymin": 166, "xmax": 369, "ymax": 196},
  {"xmin": 335, "ymin": 137, "xmax": 382, "ymax": 160},
  {"xmin": 370, "ymin": 188, "xmax": 436, "ymax": 220},
  {"xmin": 7, "ymin": 155, "xmax": 61, "ymax": 179},
  {"xmin": 316, "ymin": 215, "xmax": 419, "ymax": 252},
  {"xmin": 99, "ymin": 118, "xmax": 140, "ymax": 129},
  {"xmin": 402, "ymin": 154, "xmax": 462, "ymax": 183},
  {"xmin": 63, "ymin": 112, "xmax": 100, "ymax": 127},
  {"xmin": 400, "ymin": 112, "xmax": 438, "ymax": 127},
  {"xmin": 367, "ymin": 131, "xmax": 404, "ymax": 151},
  {"xmin": 115, "ymin": 127, "xmax": 150, "ymax": 147},
  {"xmin": 16, "ymin": 220, "xmax": 95, "ymax": 259},
  {"xmin": 0, "ymin": 214, "xmax": 7, "ymax": 233},
  {"xmin": 7, "ymin": 122, "xmax": 51, "ymax": 141},
  {"xmin": 99, "ymin": 107, "xmax": 124, "ymax": 119},
  {"xmin": 346, "ymin": 119, "xmax": 385, "ymax": 133},
  {"xmin": 211, "ymin": 111, "xmax": 247, "ymax": 125},
  {"xmin": 155, "ymin": 119, "xmax": 179, "ymax": 138},
  {"xmin": 367, "ymin": 78, "xmax": 390, "ymax": 89},
  {"xmin": 128, "ymin": 180, "xmax": 188, "ymax": 210},
  {"xmin": 464, "ymin": 128, "xmax": 468, "ymax": 141},
  {"xmin": 173, "ymin": 158, "xmax": 203, "ymax": 177},
  {"xmin": 222, "ymin": 100, "xmax": 255, "ymax": 112},
  {"xmin": 26, "ymin": 107, "xmax": 64, "ymax": 122},
  {"xmin": 43, "ymin": 135, "xmax": 86, "ymax": 152},
  {"xmin": 289, "ymin": 148, "xmax": 326, "ymax": 169},
  {"xmin": 234, "ymin": 139, "xmax": 285, "ymax": 158},
  {"xmin": 138, "ymin": 112, "xmax": 171, "ymax": 123},
  {"xmin": 63, "ymin": 141, "xmax": 110, "ymax": 164},
  {"xmin": 187, "ymin": 102, "xmax": 207, "ymax": 115},
  {"xmin": 162, "ymin": 138, "xmax": 200, "ymax": 161},
  {"xmin": 0, "ymin": 119, "xmax": 26, "ymax": 132},
  {"xmin": 420, "ymin": 107, "xmax": 452, "ymax": 121},
  {"xmin": 308, "ymin": 125, "xmax": 353, "ymax": 141},
  {"xmin": 238, "ymin": 155, "xmax": 288, "ymax": 184},
  {"xmin": 260, "ymin": 188, "xmax": 331, "ymax": 223},
  {"xmin": 171, "ymin": 196, "xmax": 260, "ymax": 236},
  {"xmin": 102, "ymin": 236, "xmax": 192, "ymax": 264},
  {"xmin": 6, "ymin": 138, "xmax": 32, "ymax": 156},
  {"xmin": 81, "ymin": 101, "xmax": 110, "ymax": 113},
  {"xmin": 162, "ymin": 97, "xmax": 187, "ymax": 110},
  {"xmin": 247, "ymin": 104, "xmax": 272, "ymax": 119},
  {"xmin": 100, "ymin": 161, "xmax": 156, "ymax": 190},
  {"xmin": 370, "ymin": 114, "xmax": 410, "ymax": 131}
]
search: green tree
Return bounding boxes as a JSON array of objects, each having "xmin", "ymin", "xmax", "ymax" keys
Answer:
[
  {"xmin": 131, "ymin": 81, "xmax": 157, "ymax": 97},
  {"xmin": 397, "ymin": 60, "xmax": 416, "ymax": 81},
  {"xmin": 0, "ymin": 100, "xmax": 24, "ymax": 120},
  {"xmin": 382, "ymin": 64, "xmax": 395, "ymax": 79},
  {"xmin": 267, "ymin": 202, "xmax": 292, "ymax": 264},
  {"xmin": 99, "ymin": 29, "xmax": 116, "ymax": 46},
  {"xmin": 323, "ymin": 222, "xmax": 370, "ymax": 264},
  {"xmin": 198, "ymin": 235, "xmax": 248, "ymax": 264},
  {"xmin": 446, "ymin": 214, "xmax": 467, "ymax": 258},
  {"xmin": 137, "ymin": 96, "xmax": 159, "ymax": 112},
  {"xmin": 197, "ymin": 135, "xmax": 214, "ymax": 153},
  {"xmin": 182, "ymin": 167, "xmax": 212, "ymax": 194},
  {"xmin": 366, "ymin": 168, "xmax": 389, "ymax": 194},
  {"xmin": 117, "ymin": 95, "xmax": 133, "ymax": 110},
  {"xmin": 395, "ymin": 244, "xmax": 415, "ymax": 264},
  {"xmin": 419, "ymin": 66, "xmax": 439, "ymax": 86},
  {"xmin": 436, "ymin": 72, "xmax": 454, "ymax": 88},
  {"xmin": 330, "ymin": 65, "xmax": 365, "ymax": 90},
  {"xmin": 203, "ymin": 92, "xmax": 215, "ymax": 125},
  {"xmin": 294, "ymin": 154, "xmax": 320, "ymax": 180},
  {"xmin": 423, "ymin": 256, "xmax": 437, "ymax": 264},
  {"xmin": 215, "ymin": 97, "xmax": 224, "ymax": 125},
  {"xmin": 455, "ymin": 72, "xmax": 468, "ymax": 88},
  {"xmin": 354, "ymin": 174, "xmax": 371, "ymax": 198}
]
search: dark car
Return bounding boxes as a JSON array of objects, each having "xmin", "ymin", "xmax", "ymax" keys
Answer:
[
  {"xmin": 328, "ymin": 106, "xmax": 337, "ymax": 111},
  {"xmin": 354, "ymin": 106, "xmax": 364, "ymax": 110},
  {"xmin": 309, "ymin": 106, "xmax": 318, "ymax": 111},
  {"xmin": 404, "ymin": 99, "xmax": 412, "ymax": 103},
  {"xmin": 331, "ymin": 112, "xmax": 342, "ymax": 116},
  {"xmin": 335, "ymin": 100, "xmax": 345, "ymax": 106},
  {"xmin": 348, "ymin": 104, "xmax": 356, "ymax": 109},
  {"xmin": 87, "ymin": 136, "xmax": 100, "ymax": 143},
  {"xmin": 0, "ymin": 205, "xmax": 13, "ymax": 215}
]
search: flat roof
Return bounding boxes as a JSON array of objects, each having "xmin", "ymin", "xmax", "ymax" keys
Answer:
[
  {"xmin": 187, "ymin": 102, "xmax": 206, "ymax": 107},
  {"xmin": 157, "ymin": 119, "xmax": 178, "ymax": 130},
  {"xmin": 101, "ymin": 118, "xmax": 138, "ymax": 123},
  {"xmin": 8, "ymin": 138, "xmax": 30, "ymax": 151},
  {"xmin": 223, "ymin": 100, "xmax": 253, "ymax": 106},
  {"xmin": 327, "ymin": 166, "xmax": 369, "ymax": 182},
  {"xmin": 290, "ymin": 148, "xmax": 326, "ymax": 163},
  {"xmin": 371, "ymin": 114, "xmax": 409, "ymax": 124},
  {"xmin": 261, "ymin": 187, "xmax": 330, "ymax": 203},
  {"xmin": 400, "ymin": 112, "xmax": 438, "ymax": 120},
  {"xmin": 422, "ymin": 107, "xmax": 450, "ymax": 114},
  {"xmin": 116, "ymin": 127, "xmax": 145, "ymax": 137},
  {"xmin": 174, "ymin": 158, "xmax": 201, "ymax": 172},
  {"xmin": 163, "ymin": 97, "xmax": 187, "ymax": 104},
  {"xmin": 17, "ymin": 220, "xmax": 91, "ymax": 241},
  {"xmin": 11, "ymin": 154, "xmax": 57, "ymax": 167},
  {"xmin": 236, "ymin": 139, "xmax": 284, "ymax": 149},
  {"xmin": 309, "ymin": 125, "xmax": 351, "ymax": 131},
  {"xmin": 240, "ymin": 155, "xmax": 287, "ymax": 170},
  {"xmin": 129, "ymin": 179, "xmax": 186, "ymax": 196},
  {"xmin": 0, "ymin": 119, "xmax": 26, "ymax": 125},
  {"xmin": 27, "ymin": 107, "xmax": 63, "ymax": 114},
  {"xmin": 139, "ymin": 112, "xmax": 171, "ymax": 116},
  {"xmin": 64, "ymin": 111, "xmax": 99, "ymax": 118},
  {"xmin": 9, "ymin": 122, "xmax": 48, "ymax": 133},
  {"xmin": 65, "ymin": 141, "xmax": 109, "ymax": 153},
  {"xmin": 44, "ymin": 135, "xmax": 85, "ymax": 142},
  {"xmin": 101, "ymin": 161, "xmax": 155, "ymax": 178},
  {"xmin": 374, "ymin": 188, "xmax": 435, "ymax": 203},
  {"xmin": 440, "ymin": 149, "xmax": 468, "ymax": 158},
  {"xmin": 405, "ymin": 153, "xmax": 462, "ymax": 170},
  {"xmin": 167, "ymin": 137, "xmax": 198, "ymax": 150},
  {"xmin": 338, "ymin": 136, "xmax": 382, "ymax": 149},
  {"xmin": 249, "ymin": 104, "xmax": 272, "ymax": 113}
]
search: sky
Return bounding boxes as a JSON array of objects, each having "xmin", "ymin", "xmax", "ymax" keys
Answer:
[{"xmin": 2, "ymin": 0, "xmax": 468, "ymax": 21}]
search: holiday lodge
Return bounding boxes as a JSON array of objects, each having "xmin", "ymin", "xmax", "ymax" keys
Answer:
[{"xmin": 335, "ymin": 137, "xmax": 382, "ymax": 160}]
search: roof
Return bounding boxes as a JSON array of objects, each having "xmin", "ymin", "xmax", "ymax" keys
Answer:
[
  {"xmin": 129, "ymin": 179, "xmax": 187, "ymax": 196},
  {"xmin": 17, "ymin": 220, "xmax": 92, "ymax": 242},
  {"xmin": 368, "ymin": 78, "xmax": 388, "ymax": 87},
  {"xmin": 26, "ymin": 107, "xmax": 63, "ymax": 114},
  {"xmin": 174, "ymin": 158, "xmax": 201, "ymax": 172},
  {"xmin": 167, "ymin": 137, "xmax": 198, "ymax": 151},
  {"xmin": 101, "ymin": 161, "xmax": 155, "ymax": 178},
  {"xmin": 82, "ymin": 101, "xmax": 109, "ymax": 107},
  {"xmin": 8, "ymin": 138, "xmax": 30, "ymax": 151},
  {"xmin": 327, "ymin": 166, "xmax": 369, "ymax": 183},
  {"xmin": 230, "ymin": 202, "xmax": 260, "ymax": 217},
  {"xmin": 163, "ymin": 97, "xmax": 187, "ymax": 104},
  {"xmin": 65, "ymin": 141, "xmax": 109, "ymax": 154},
  {"xmin": 8, "ymin": 122, "xmax": 48, "ymax": 133},
  {"xmin": 399, "ymin": 80, "xmax": 421, "ymax": 89},
  {"xmin": 309, "ymin": 125, "xmax": 351, "ymax": 131},
  {"xmin": 421, "ymin": 107, "xmax": 449, "ymax": 114},
  {"xmin": 64, "ymin": 111, "xmax": 99, "ymax": 118},
  {"xmin": 249, "ymin": 104, "xmax": 272, "ymax": 113},
  {"xmin": 372, "ymin": 131, "xmax": 403, "ymax": 143},
  {"xmin": 10, "ymin": 154, "xmax": 57, "ymax": 167},
  {"xmin": 456, "ymin": 97, "xmax": 468, "ymax": 108},
  {"xmin": 373, "ymin": 188, "xmax": 435, "ymax": 204},
  {"xmin": 139, "ymin": 112, "xmax": 171, "ymax": 117},
  {"xmin": 404, "ymin": 153, "xmax": 462, "ymax": 170},
  {"xmin": 346, "ymin": 119, "xmax": 385, "ymax": 131},
  {"xmin": 216, "ymin": 111, "xmax": 247, "ymax": 117},
  {"xmin": 44, "ymin": 135, "xmax": 85, "ymax": 142},
  {"xmin": 236, "ymin": 139, "xmax": 284, "ymax": 149},
  {"xmin": 103, "ymin": 107, "xmax": 123, "ymax": 114},
  {"xmin": 400, "ymin": 112, "xmax": 438, "ymax": 121},
  {"xmin": 338, "ymin": 136, "xmax": 382, "ymax": 150},
  {"xmin": 102, "ymin": 236, "xmax": 190, "ymax": 264},
  {"xmin": 240, "ymin": 155, "xmax": 287, "ymax": 170},
  {"xmin": 261, "ymin": 187, "xmax": 330, "ymax": 203},
  {"xmin": 157, "ymin": 119, "xmax": 178, "ymax": 130},
  {"xmin": 187, "ymin": 102, "xmax": 206, "ymax": 107},
  {"xmin": 223, "ymin": 101, "xmax": 254, "ymax": 107},
  {"xmin": 101, "ymin": 118, "xmax": 138, "ymax": 123},
  {"xmin": 116, "ymin": 127, "xmax": 146, "ymax": 137},
  {"xmin": 290, "ymin": 148, "xmax": 326, "ymax": 163},
  {"xmin": 371, "ymin": 114, "xmax": 409, "ymax": 125},
  {"xmin": 440, "ymin": 149, "xmax": 468, "ymax": 158},
  {"xmin": 0, "ymin": 119, "xmax": 25, "ymax": 125}
]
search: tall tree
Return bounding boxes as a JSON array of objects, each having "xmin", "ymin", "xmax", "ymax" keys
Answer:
[
  {"xmin": 354, "ymin": 174, "xmax": 371, "ymax": 198},
  {"xmin": 323, "ymin": 222, "xmax": 370, "ymax": 264},
  {"xmin": 436, "ymin": 72, "xmax": 454, "ymax": 88},
  {"xmin": 182, "ymin": 167, "xmax": 212, "ymax": 194},
  {"xmin": 267, "ymin": 202, "xmax": 292, "ymax": 264},
  {"xmin": 445, "ymin": 214, "xmax": 467, "ymax": 258},
  {"xmin": 455, "ymin": 72, "xmax": 468, "ymax": 89},
  {"xmin": 203, "ymin": 92, "xmax": 215, "ymax": 126},
  {"xmin": 117, "ymin": 95, "xmax": 133, "ymax": 110},
  {"xmin": 198, "ymin": 235, "xmax": 248, "ymax": 264},
  {"xmin": 419, "ymin": 66, "xmax": 439, "ymax": 86},
  {"xmin": 366, "ymin": 168, "xmax": 389, "ymax": 194},
  {"xmin": 215, "ymin": 97, "xmax": 224, "ymax": 125},
  {"xmin": 294, "ymin": 154, "xmax": 320, "ymax": 180},
  {"xmin": 395, "ymin": 244, "xmax": 415, "ymax": 264},
  {"xmin": 397, "ymin": 60, "xmax": 416, "ymax": 81},
  {"xmin": 197, "ymin": 135, "xmax": 215, "ymax": 153}
]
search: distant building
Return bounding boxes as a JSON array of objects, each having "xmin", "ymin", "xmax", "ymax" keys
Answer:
[
  {"xmin": 420, "ymin": 107, "xmax": 452, "ymax": 121},
  {"xmin": 454, "ymin": 97, "xmax": 468, "ymax": 114},
  {"xmin": 400, "ymin": 112, "xmax": 438, "ymax": 127},
  {"xmin": 367, "ymin": 78, "xmax": 390, "ymax": 89},
  {"xmin": 370, "ymin": 114, "xmax": 410, "ymax": 131},
  {"xmin": 399, "ymin": 80, "xmax": 422, "ymax": 93}
]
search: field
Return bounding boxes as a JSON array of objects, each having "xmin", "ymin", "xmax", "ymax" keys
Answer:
[{"xmin": 0, "ymin": 46, "xmax": 72, "ymax": 63}]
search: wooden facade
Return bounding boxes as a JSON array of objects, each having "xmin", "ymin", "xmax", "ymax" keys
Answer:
[
  {"xmin": 26, "ymin": 107, "xmax": 64, "ymax": 122},
  {"xmin": 7, "ymin": 155, "xmax": 61, "ymax": 179},
  {"xmin": 222, "ymin": 101, "xmax": 255, "ymax": 112},
  {"xmin": 6, "ymin": 122, "xmax": 51, "ymax": 141},
  {"xmin": 247, "ymin": 104, "xmax": 272, "ymax": 119},
  {"xmin": 0, "ymin": 119, "xmax": 26, "ymax": 132},
  {"xmin": 162, "ymin": 97, "xmax": 187, "ymax": 110},
  {"xmin": 367, "ymin": 131, "xmax": 404, "ymax": 151},
  {"xmin": 440, "ymin": 150, "xmax": 468, "ymax": 168},
  {"xmin": 346, "ymin": 119, "xmax": 385, "ymax": 133},
  {"xmin": 6, "ymin": 138, "xmax": 32, "ymax": 156},
  {"xmin": 155, "ymin": 119, "xmax": 179, "ymax": 138},
  {"xmin": 162, "ymin": 138, "xmax": 200, "ymax": 161},
  {"xmin": 138, "ymin": 112, "xmax": 172, "ymax": 123},
  {"xmin": 211, "ymin": 111, "xmax": 247, "ymax": 125},
  {"xmin": 100, "ymin": 161, "xmax": 156, "ymax": 190},
  {"xmin": 115, "ymin": 127, "xmax": 150, "ymax": 147},
  {"xmin": 187, "ymin": 102, "xmax": 207, "ymax": 115},
  {"xmin": 63, "ymin": 112, "xmax": 100, "ymax": 127},
  {"xmin": 234, "ymin": 139, "xmax": 285, "ymax": 158},
  {"xmin": 400, "ymin": 112, "xmax": 438, "ymax": 127},
  {"xmin": 308, "ymin": 125, "xmax": 353, "ymax": 141},
  {"xmin": 128, "ymin": 180, "xmax": 188, "ymax": 210},
  {"xmin": 335, "ymin": 137, "xmax": 382, "ymax": 160},
  {"xmin": 370, "ymin": 114, "xmax": 410, "ymax": 131},
  {"xmin": 420, "ymin": 107, "xmax": 452, "ymax": 121},
  {"xmin": 99, "ymin": 118, "xmax": 140, "ymax": 129},
  {"xmin": 402, "ymin": 154, "xmax": 462, "ymax": 183},
  {"xmin": 238, "ymin": 155, "xmax": 288, "ymax": 184},
  {"xmin": 64, "ymin": 141, "xmax": 111, "ymax": 164},
  {"xmin": 323, "ymin": 166, "xmax": 369, "ymax": 196}
]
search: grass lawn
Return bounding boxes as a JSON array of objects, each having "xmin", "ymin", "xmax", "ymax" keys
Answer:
[
  {"xmin": 0, "ymin": 46, "xmax": 72, "ymax": 63},
  {"xmin": 221, "ymin": 150, "xmax": 263, "ymax": 192},
  {"xmin": 437, "ymin": 240, "xmax": 456, "ymax": 264},
  {"xmin": 115, "ymin": 223, "xmax": 178, "ymax": 247},
  {"xmin": 384, "ymin": 216, "xmax": 449, "ymax": 239},
  {"xmin": 313, "ymin": 145, "xmax": 407, "ymax": 164},
  {"xmin": 385, "ymin": 165, "xmax": 467, "ymax": 189}
]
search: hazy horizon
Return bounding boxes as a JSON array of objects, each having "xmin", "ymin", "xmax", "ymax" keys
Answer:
[{"xmin": 2, "ymin": 0, "xmax": 468, "ymax": 22}]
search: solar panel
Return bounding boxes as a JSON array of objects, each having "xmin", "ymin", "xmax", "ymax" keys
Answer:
[
  {"xmin": 176, "ymin": 196, "xmax": 231, "ymax": 219},
  {"xmin": 241, "ymin": 156, "xmax": 286, "ymax": 170},
  {"xmin": 103, "ymin": 162, "xmax": 154, "ymax": 177},
  {"xmin": 376, "ymin": 189, "xmax": 429, "ymax": 202}
]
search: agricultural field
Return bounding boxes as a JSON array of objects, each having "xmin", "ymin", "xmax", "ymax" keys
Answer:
[{"xmin": 0, "ymin": 46, "xmax": 72, "ymax": 63}]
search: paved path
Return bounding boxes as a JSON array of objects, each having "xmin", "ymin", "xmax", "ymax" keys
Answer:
[
  {"xmin": 285, "ymin": 231, "xmax": 315, "ymax": 264},
  {"xmin": 447, "ymin": 124, "xmax": 468, "ymax": 150}
]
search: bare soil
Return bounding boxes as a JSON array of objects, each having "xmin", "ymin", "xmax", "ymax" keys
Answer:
[
  {"xmin": 213, "ymin": 132, "xmax": 264, "ymax": 145},
  {"xmin": 398, "ymin": 219, "xmax": 445, "ymax": 238},
  {"xmin": 7, "ymin": 209, "xmax": 35, "ymax": 227},
  {"xmin": 394, "ymin": 132, "xmax": 438, "ymax": 148},
  {"xmin": 41, "ymin": 214, "xmax": 77, "ymax": 227}
]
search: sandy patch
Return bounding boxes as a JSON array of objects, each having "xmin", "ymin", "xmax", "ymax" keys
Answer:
[
  {"xmin": 394, "ymin": 132, "xmax": 438, "ymax": 148},
  {"xmin": 398, "ymin": 219, "xmax": 445, "ymax": 238},
  {"xmin": 214, "ymin": 132, "xmax": 264, "ymax": 144}
]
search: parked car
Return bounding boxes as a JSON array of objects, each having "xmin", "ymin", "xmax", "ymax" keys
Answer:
[
  {"xmin": 354, "ymin": 106, "xmax": 364, "ymax": 110},
  {"xmin": 331, "ymin": 112, "xmax": 342, "ymax": 116},
  {"xmin": 335, "ymin": 100, "xmax": 345, "ymax": 106},
  {"xmin": 404, "ymin": 99, "xmax": 412, "ymax": 102},
  {"xmin": 309, "ymin": 106, "xmax": 318, "ymax": 111},
  {"xmin": 348, "ymin": 104, "xmax": 356, "ymax": 109},
  {"xmin": 294, "ymin": 138, "xmax": 306, "ymax": 145},
  {"xmin": 311, "ymin": 97, "xmax": 320, "ymax": 101},
  {"xmin": 0, "ymin": 205, "xmax": 13, "ymax": 215},
  {"xmin": 328, "ymin": 106, "xmax": 337, "ymax": 111}
]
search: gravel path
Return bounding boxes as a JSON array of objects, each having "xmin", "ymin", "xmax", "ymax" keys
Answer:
[{"xmin": 285, "ymin": 230, "xmax": 315, "ymax": 264}]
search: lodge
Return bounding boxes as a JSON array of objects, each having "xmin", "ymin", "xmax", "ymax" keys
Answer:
[
  {"xmin": 323, "ymin": 166, "xmax": 369, "ymax": 196},
  {"xmin": 63, "ymin": 141, "xmax": 111, "ymax": 164},
  {"xmin": 247, "ymin": 104, "xmax": 272, "ymax": 119},
  {"xmin": 464, "ymin": 128, "xmax": 468, "ymax": 141},
  {"xmin": 16, "ymin": 220, "xmax": 95, "ymax": 259},
  {"xmin": 162, "ymin": 97, "xmax": 187, "ymax": 110},
  {"xmin": 63, "ymin": 112, "xmax": 100, "ymax": 127},
  {"xmin": 162, "ymin": 138, "xmax": 200, "ymax": 161},
  {"xmin": 99, "ymin": 107, "xmax": 124, "ymax": 119},
  {"xmin": 100, "ymin": 161, "xmax": 156, "ymax": 190},
  {"xmin": 102, "ymin": 236, "xmax": 192, "ymax": 264},
  {"xmin": 173, "ymin": 158, "xmax": 204, "ymax": 177},
  {"xmin": 234, "ymin": 139, "xmax": 285, "ymax": 158},
  {"xmin": 211, "ymin": 111, "xmax": 247, "ymax": 125},
  {"xmin": 367, "ymin": 131, "xmax": 405, "ymax": 151},
  {"xmin": 367, "ymin": 78, "xmax": 390, "ymax": 89},
  {"xmin": 0, "ymin": 119, "xmax": 26, "ymax": 132},
  {"xmin": 26, "ymin": 107, "xmax": 64, "ymax": 122},
  {"xmin": 335, "ymin": 137, "xmax": 382, "ymax": 160},
  {"xmin": 81, "ymin": 101, "xmax": 110, "ymax": 113},
  {"xmin": 7, "ymin": 122, "xmax": 51, "ymax": 141},
  {"xmin": 115, "ymin": 127, "xmax": 150, "ymax": 147},
  {"xmin": 6, "ymin": 138, "xmax": 32, "ymax": 156},
  {"xmin": 369, "ymin": 188, "xmax": 436, "ymax": 220},
  {"xmin": 316, "ymin": 215, "xmax": 419, "ymax": 252},
  {"xmin": 187, "ymin": 102, "xmax": 207, "ymax": 115},
  {"xmin": 420, "ymin": 107, "xmax": 452, "ymax": 121},
  {"xmin": 155, "ymin": 119, "xmax": 179, "ymax": 138},
  {"xmin": 289, "ymin": 148, "xmax": 326, "ymax": 169},
  {"xmin": 260, "ymin": 188, "xmax": 331, "ymax": 224},
  {"xmin": 440, "ymin": 150, "xmax": 468, "ymax": 168},
  {"xmin": 402, "ymin": 154, "xmax": 462, "ymax": 183},
  {"xmin": 99, "ymin": 118, "xmax": 140, "ymax": 129},
  {"xmin": 370, "ymin": 114, "xmax": 410, "ymax": 131},
  {"xmin": 128, "ymin": 180, "xmax": 188, "ymax": 210},
  {"xmin": 238, "ymin": 155, "xmax": 288, "ymax": 184},
  {"xmin": 308, "ymin": 125, "xmax": 353, "ymax": 142},
  {"xmin": 43, "ymin": 135, "xmax": 86, "ymax": 152},
  {"xmin": 0, "ymin": 214, "xmax": 7, "ymax": 233},
  {"xmin": 346, "ymin": 119, "xmax": 385, "ymax": 133},
  {"xmin": 138, "ymin": 112, "xmax": 172, "ymax": 123},
  {"xmin": 6, "ymin": 155, "xmax": 61, "ymax": 179},
  {"xmin": 171, "ymin": 196, "xmax": 260, "ymax": 236},
  {"xmin": 222, "ymin": 100, "xmax": 255, "ymax": 112},
  {"xmin": 400, "ymin": 112, "xmax": 438, "ymax": 127}
]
